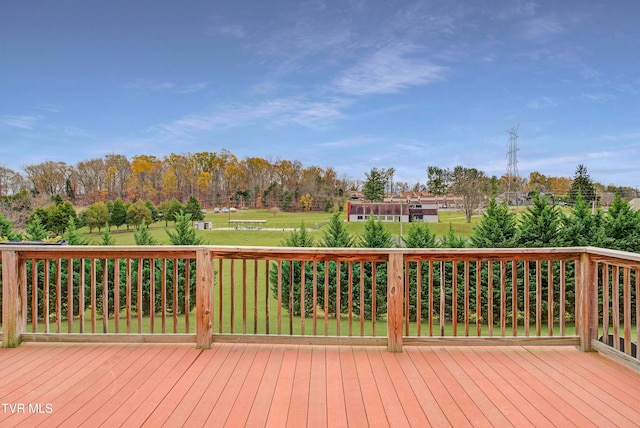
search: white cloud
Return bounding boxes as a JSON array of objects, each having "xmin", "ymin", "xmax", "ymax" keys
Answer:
[
  {"xmin": 527, "ymin": 96, "xmax": 557, "ymax": 110},
  {"xmin": 580, "ymin": 93, "xmax": 615, "ymax": 102},
  {"xmin": 126, "ymin": 79, "xmax": 208, "ymax": 94},
  {"xmin": 332, "ymin": 46, "xmax": 446, "ymax": 96},
  {"xmin": 520, "ymin": 17, "xmax": 564, "ymax": 42},
  {"xmin": 318, "ymin": 136, "xmax": 380, "ymax": 148},
  {"xmin": 205, "ymin": 16, "xmax": 245, "ymax": 39},
  {"xmin": 0, "ymin": 115, "xmax": 41, "ymax": 130},
  {"xmin": 154, "ymin": 96, "xmax": 350, "ymax": 139}
]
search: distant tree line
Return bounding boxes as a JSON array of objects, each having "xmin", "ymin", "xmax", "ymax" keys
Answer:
[{"xmin": 0, "ymin": 150, "xmax": 350, "ymax": 215}]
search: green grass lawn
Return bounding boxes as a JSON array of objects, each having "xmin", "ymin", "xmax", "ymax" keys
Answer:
[{"xmin": 81, "ymin": 208, "xmax": 482, "ymax": 246}]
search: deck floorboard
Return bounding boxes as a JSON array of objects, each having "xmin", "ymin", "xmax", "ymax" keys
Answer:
[{"xmin": 1, "ymin": 343, "xmax": 639, "ymax": 427}]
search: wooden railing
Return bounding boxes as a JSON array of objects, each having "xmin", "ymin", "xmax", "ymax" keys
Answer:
[{"xmin": 1, "ymin": 246, "xmax": 638, "ymax": 364}]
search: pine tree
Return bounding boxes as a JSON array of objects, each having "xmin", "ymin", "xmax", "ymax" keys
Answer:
[
  {"xmin": 63, "ymin": 217, "xmax": 88, "ymax": 245},
  {"xmin": 560, "ymin": 193, "xmax": 604, "ymax": 247},
  {"xmin": 110, "ymin": 198, "xmax": 127, "ymax": 231},
  {"xmin": 569, "ymin": 164, "xmax": 596, "ymax": 204},
  {"xmin": 166, "ymin": 210, "xmax": 204, "ymax": 245},
  {"xmin": 25, "ymin": 214, "xmax": 49, "ymax": 241},
  {"xmin": 185, "ymin": 195, "xmax": 205, "ymax": 221},
  {"xmin": 319, "ymin": 213, "xmax": 355, "ymax": 248},
  {"xmin": 144, "ymin": 199, "xmax": 159, "ymax": 223},
  {"xmin": 517, "ymin": 193, "xmax": 564, "ymax": 247},
  {"xmin": 359, "ymin": 217, "xmax": 393, "ymax": 319},
  {"xmin": 0, "ymin": 211, "xmax": 21, "ymax": 241},
  {"xmin": 362, "ymin": 168, "xmax": 389, "ymax": 202},
  {"xmin": 439, "ymin": 223, "xmax": 467, "ymax": 248},
  {"xmin": 134, "ymin": 223, "xmax": 158, "ymax": 246},
  {"xmin": 471, "ymin": 199, "xmax": 517, "ymax": 248},
  {"xmin": 100, "ymin": 229, "xmax": 116, "ymax": 246},
  {"xmin": 271, "ymin": 222, "xmax": 316, "ymax": 316},
  {"xmin": 402, "ymin": 223, "xmax": 437, "ymax": 248},
  {"xmin": 360, "ymin": 217, "xmax": 394, "ymax": 248},
  {"xmin": 601, "ymin": 193, "xmax": 640, "ymax": 252},
  {"xmin": 281, "ymin": 222, "xmax": 315, "ymax": 247}
]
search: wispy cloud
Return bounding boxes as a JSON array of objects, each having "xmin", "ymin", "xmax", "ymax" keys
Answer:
[
  {"xmin": 154, "ymin": 96, "xmax": 350, "ymax": 139},
  {"xmin": 332, "ymin": 46, "xmax": 446, "ymax": 96},
  {"xmin": 125, "ymin": 79, "xmax": 209, "ymax": 94},
  {"xmin": 0, "ymin": 115, "xmax": 41, "ymax": 130},
  {"xmin": 520, "ymin": 17, "xmax": 564, "ymax": 42},
  {"xmin": 580, "ymin": 93, "xmax": 615, "ymax": 102},
  {"xmin": 527, "ymin": 96, "xmax": 557, "ymax": 110},
  {"xmin": 205, "ymin": 16, "xmax": 245, "ymax": 39},
  {"xmin": 33, "ymin": 104, "xmax": 62, "ymax": 113},
  {"xmin": 173, "ymin": 82, "xmax": 209, "ymax": 94},
  {"xmin": 318, "ymin": 136, "xmax": 380, "ymax": 148}
]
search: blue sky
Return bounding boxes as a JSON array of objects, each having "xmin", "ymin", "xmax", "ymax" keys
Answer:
[{"xmin": 1, "ymin": 0, "xmax": 639, "ymax": 188}]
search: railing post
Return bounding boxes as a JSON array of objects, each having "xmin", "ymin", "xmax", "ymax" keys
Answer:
[
  {"xmin": 196, "ymin": 248, "xmax": 213, "ymax": 349},
  {"xmin": 577, "ymin": 251, "xmax": 597, "ymax": 351},
  {"xmin": 2, "ymin": 250, "xmax": 27, "ymax": 348},
  {"xmin": 387, "ymin": 252, "xmax": 403, "ymax": 352}
]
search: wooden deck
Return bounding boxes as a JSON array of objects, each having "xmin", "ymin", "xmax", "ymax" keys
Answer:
[{"xmin": 0, "ymin": 343, "xmax": 639, "ymax": 427}]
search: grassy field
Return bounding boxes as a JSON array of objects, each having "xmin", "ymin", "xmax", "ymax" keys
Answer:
[{"xmin": 81, "ymin": 208, "xmax": 482, "ymax": 246}]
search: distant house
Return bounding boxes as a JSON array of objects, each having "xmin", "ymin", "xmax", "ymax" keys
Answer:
[
  {"xmin": 347, "ymin": 202, "xmax": 438, "ymax": 223},
  {"xmin": 630, "ymin": 198, "xmax": 640, "ymax": 211},
  {"xmin": 194, "ymin": 220, "xmax": 213, "ymax": 230}
]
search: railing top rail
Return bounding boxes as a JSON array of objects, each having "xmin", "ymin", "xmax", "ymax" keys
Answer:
[
  {"xmin": 584, "ymin": 246, "xmax": 640, "ymax": 265},
  {"xmin": 1, "ymin": 244, "xmax": 637, "ymax": 264},
  {"xmin": 1, "ymin": 245, "xmax": 198, "ymax": 260}
]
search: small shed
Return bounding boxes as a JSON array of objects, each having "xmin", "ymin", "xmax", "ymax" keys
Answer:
[{"xmin": 194, "ymin": 221, "xmax": 213, "ymax": 230}]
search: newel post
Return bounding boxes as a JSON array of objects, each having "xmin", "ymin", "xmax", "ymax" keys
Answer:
[
  {"xmin": 387, "ymin": 252, "xmax": 404, "ymax": 352},
  {"xmin": 577, "ymin": 251, "xmax": 597, "ymax": 352},
  {"xmin": 2, "ymin": 250, "xmax": 27, "ymax": 348},
  {"xmin": 196, "ymin": 248, "xmax": 213, "ymax": 349}
]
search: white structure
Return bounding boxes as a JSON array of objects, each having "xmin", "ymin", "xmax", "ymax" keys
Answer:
[{"xmin": 194, "ymin": 221, "xmax": 213, "ymax": 230}]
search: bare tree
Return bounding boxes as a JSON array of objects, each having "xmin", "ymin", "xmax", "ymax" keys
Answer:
[{"xmin": 450, "ymin": 166, "xmax": 489, "ymax": 223}]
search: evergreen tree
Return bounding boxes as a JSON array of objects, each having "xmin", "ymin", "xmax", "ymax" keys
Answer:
[
  {"xmin": 100, "ymin": 229, "xmax": 116, "ymax": 246},
  {"xmin": 402, "ymin": 222, "xmax": 437, "ymax": 248},
  {"xmin": 166, "ymin": 210, "xmax": 204, "ymax": 245},
  {"xmin": 25, "ymin": 214, "xmax": 49, "ymax": 241},
  {"xmin": 569, "ymin": 164, "xmax": 596, "ymax": 204},
  {"xmin": 439, "ymin": 223, "xmax": 467, "ymax": 248},
  {"xmin": 134, "ymin": 222, "xmax": 158, "ymax": 246},
  {"xmin": 185, "ymin": 195, "xmax": 205, "ymax": 221},
  {"xmin": 63, "ymin": 217, "xmax": 88, "ymax": 245},
  {"xmin": 362, "ymin": 167, "xmax": 390, "ymax": 202},
  {"xmin": 560, "ymin": 193, "xmax": 604, "ymax": 247},
  {"xmin": 359, "ymin": 217, "xmax": 393, "ymax": 319},
  {"xmin": 471, "ymin": 199, "xmax": 517, "ymax": 248},
  {"xmin": 281, "ymin": 222, "xmax": 315, "ymax": 247},
  {"xmin": 144, "ymin": 199, "xmax": 159, "ymax": 223},
  {"xmin": 402, "ymin": 222, "xmax": 437, "ymax": 322},
  {"xmin": 110, "ymin": 198, "xmax": 127, "ymax": 230},
  {"xmin": 0, "ymin": 211, "xmax": 21, "ymax": 241},
  {"xmin": 319, "ymin": 213, "xmax": 355, "ymax": 248},
  {"xmin": 426, "ymin": 166, "xmax": 451, "ymax": 202},
  {"xmin": 601, "ymin": 193, "xmax": 640, "ymax": 253},
  {"xmin": 360, "ymin": 217, "xmax": 394, "ymax": 248},
  {"xmin": 271, "ymin": 222, "xmax": 316, "ymax": 317},
  {"xmin": 517, "ymin": 193, "xmax": 565, "ymax": 247}
]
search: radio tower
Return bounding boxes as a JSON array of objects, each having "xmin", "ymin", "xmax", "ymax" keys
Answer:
[{"xmin": 506, "ymin": 126, "xmax": 520, "ymax": 206}]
